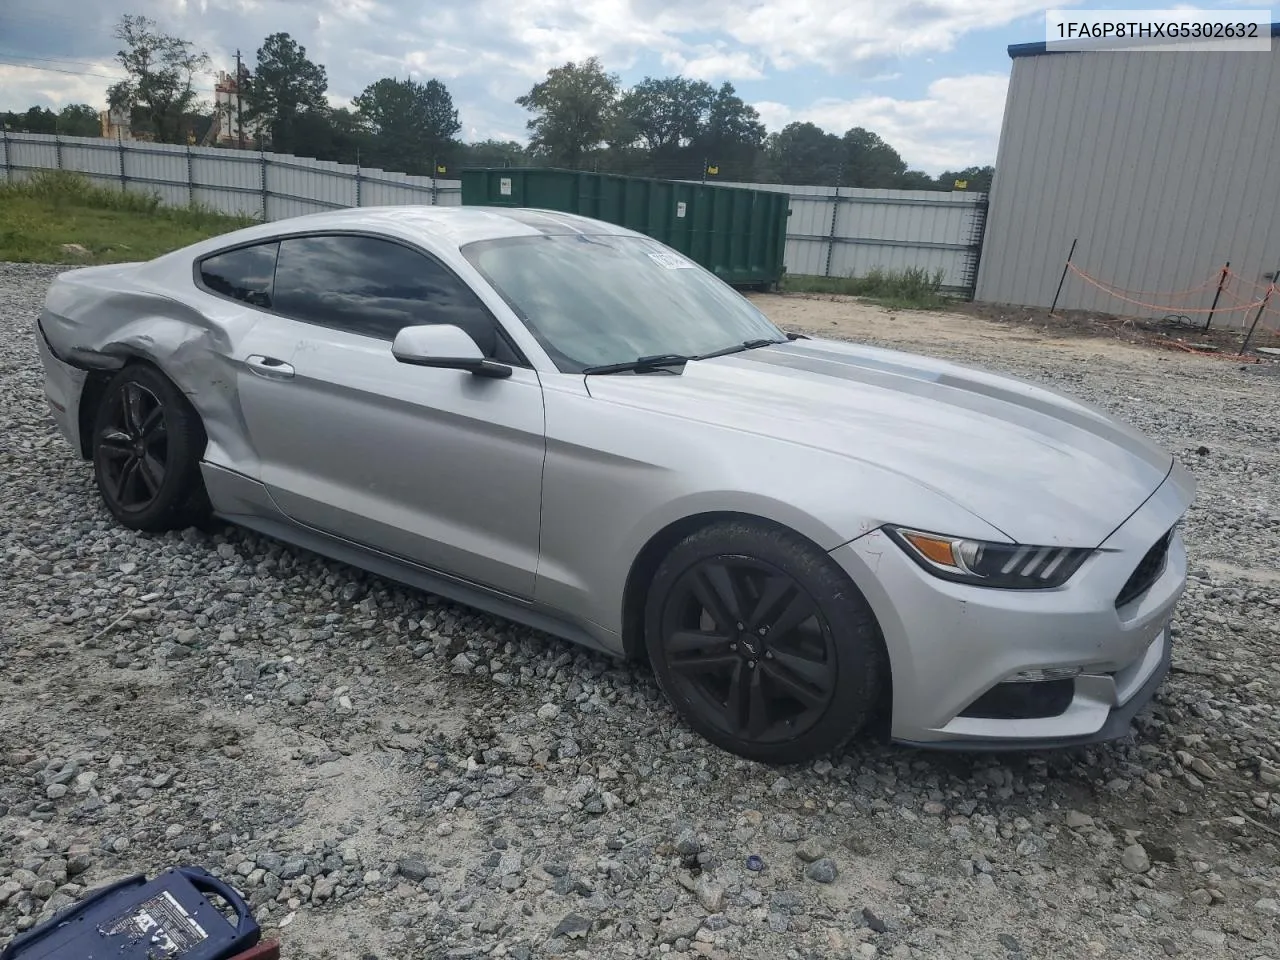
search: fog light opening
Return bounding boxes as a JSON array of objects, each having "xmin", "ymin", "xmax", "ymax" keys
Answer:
[{"xmin": 958, "ymin": 677, "xmax": 1076, "ymax": 721}]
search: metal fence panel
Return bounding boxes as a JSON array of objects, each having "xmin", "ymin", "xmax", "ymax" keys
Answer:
[
  {"xmin": 788, "ymin": 196, "xmax": 835, "ymax": 243},
  {"xmin": 190, "ymin": 148, "xmax": 261, "ymax": 218},
  {"xmin": 123, "ymin": 141, "xmax": 189, "ymax": 209},
  {"xmin": 6, "ymin": 134, "xmax": 58, "ymax": 174},
  {"xmin": 360, "ymin": 170, "xmax": 431, "ymax": 207},
  {"xmin": 0, "ymin": 133, "xmax": 988, "ymax": 295},
  {"xmin": 708, "ymin": 179, "xmax": 988, "ymax": 292},
  {"xmin": 785, "ymin": 239, "xmax": 830, "ymax": 277},
  {"xmin": 58, "ymin": 136, "xmax": 119, "ymax": 178}
]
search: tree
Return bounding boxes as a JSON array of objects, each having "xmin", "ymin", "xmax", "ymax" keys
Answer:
[
  {"xmin": 58, "ymin": 104, "xmax": 101, "ymax": 137},
  {"xmin": 241, "ymin": 32, "xmax": 329, "ymax": 153},
  {"xmin": 840, "ymin": 127, "xmax": 907, "ymax": 188},
  {"xmin": 106, "ymin": 14, "xmax": 209, "ymax": 143},
  {"xmin": 693, "ymin": 82, "xmax": 766, "ymax": 180},
  {"xmin": 771, "ymin": 122, "xmax": 842, "ymax": 186},
  {"xmin": 1, "ymin": 106, "xmax": 57, "ymax": 133},
  {"xmin": 353, "ymin": 77, "xmax": 461, "ymax": 175},
  {"xmin": 897, "ymin": 170, "xmax": 938, "ymax": 190},
  {"xmin": 516, "ymin": 58, "xmax": 619, "ymax": 168},
  {"xmin": 304, "ymin": 108, "xmax": 373, "ymax": 164},
  {"xmin": 935, "ymin": 165, "xmax": 995, "ymax": 192},
  {"xmin": 617, "ymin": 77, "xmax": 714, "ymax": 154},
  {"xmin": 459, "ymin": 139, "xmax": 529, "ymax": 167}
]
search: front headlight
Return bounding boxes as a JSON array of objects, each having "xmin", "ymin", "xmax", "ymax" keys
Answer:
[{"xmin": 884, "ymin": 526, "xmax": 1094, "ymax": 589}]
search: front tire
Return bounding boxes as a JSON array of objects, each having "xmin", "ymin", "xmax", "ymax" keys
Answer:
[
  {"xmin": 644, "ymin": 519, "xmax": 884, "ymax": 765},
  {"xmin": 91, "ymin": 363, "xmax": 211, "ymax": 532}
]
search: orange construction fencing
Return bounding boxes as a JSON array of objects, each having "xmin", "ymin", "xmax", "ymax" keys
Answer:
[{"xmin": 1045, "ymin": 257, "xmax": 1278, "ymax": 359}]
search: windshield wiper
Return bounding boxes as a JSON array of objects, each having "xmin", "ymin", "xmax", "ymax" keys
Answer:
[
  {"xmin": 581, "ymin": 353, "xmax": 694, "ymax": 375},
  {"xmin": 696, "ymin": 337, "xmax": 788, "ymax": 360},
  {"xmin": 581, "ymin": 338, "xmax": 787, "ymax": 376}
]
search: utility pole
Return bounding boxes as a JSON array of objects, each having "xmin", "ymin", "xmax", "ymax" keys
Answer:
[{"xmin": 235, "ymin": 49, "xmax": 245, "ymax": 150}]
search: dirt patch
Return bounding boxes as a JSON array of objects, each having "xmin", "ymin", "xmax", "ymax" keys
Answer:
[{"xmin": 757, "ymin": 290, "xmax": 1280, "ymax": 361}]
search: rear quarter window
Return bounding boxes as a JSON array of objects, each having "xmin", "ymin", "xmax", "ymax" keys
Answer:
[{"xmin": 198, "ymin": 242, "xmax": 279, "ymax": 308}]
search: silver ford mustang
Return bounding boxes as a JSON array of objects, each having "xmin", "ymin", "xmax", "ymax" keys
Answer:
[{"xmin": 33, "ymin": 205, "xmax": 1195, "ymax": 764}]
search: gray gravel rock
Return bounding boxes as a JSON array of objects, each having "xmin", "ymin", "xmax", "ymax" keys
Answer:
[
  {"xmin": 1121, "ymin": 844, "xmax": 1151, "ymax": 873},
  {"xmin": 693, "ymin": 873, "xmax": 726, "ymax": 912},
  {"xmin": 805, "ymin": 858, "xmax": 838, "ymax": 883},
  {"xmin": 795, "ymin": 837, "xmax": 825, "ymax": 862},
  {"xmin": 2, "ymin": 263, "xmax": 1278, "ymax": 960}
]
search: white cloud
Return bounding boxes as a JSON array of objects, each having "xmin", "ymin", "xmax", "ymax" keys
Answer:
[
  {"xmin": 750, "ymin": 100, "xmax": 796, "ymax": 133},
  {"xmin": 0, "ymin": 64, "xmax": 124, "ymax": 113},
  {"xmin": 753, "ymin": 73, "xmax": 1010, "ymax": 173},
  {"xmin": 2, "ymin": 0, "xmax": 1028, "ymax": 157},
  {"xmin": 661, "ymin": 46, "xmax": 765, "ymax": 81},
  {"xmin": 725, "ymin": 0, "xmax": 1053, "ymax": 71}
]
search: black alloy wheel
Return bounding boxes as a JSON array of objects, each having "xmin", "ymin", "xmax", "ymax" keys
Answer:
[
  {"xmin": 645, "ymin": 519, "xmax": 885, "ymax": 765},
  {"xmin": 91, "ymin": 363, "xmax": 212, "ymax": 532},
  {"xmin": 659, "ymin": 556, "xmax": 837, "ymax": 744},
  {"xmin": 96, "ymin": 380, "xmax": 169, "ymax": 514}
]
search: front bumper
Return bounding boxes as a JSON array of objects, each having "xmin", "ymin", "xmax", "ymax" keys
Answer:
[
  {"xmin": 831, "ymin": 461, "xmax": 1195, "ymax": 750},
  {"xmin": 34, "ymin": 317, "xmax": 89, "ymax": 455}
]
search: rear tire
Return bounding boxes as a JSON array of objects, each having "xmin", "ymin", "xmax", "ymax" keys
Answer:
[
  {"xmin": 644, "ymin": 519, "xmax": 885, "ymax": 765},
  {"xmin": 90, "ymin": 363, "xmax": 212, "ymax": 533}
]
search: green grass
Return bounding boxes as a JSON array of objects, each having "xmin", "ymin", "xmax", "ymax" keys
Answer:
[
  {"xmin": 781, "ymin": 266, "xmax": 950, "ymax": 310},
  {"xmin": 0, "ymin": 170, "xmax": 257, "ymax": 264}
]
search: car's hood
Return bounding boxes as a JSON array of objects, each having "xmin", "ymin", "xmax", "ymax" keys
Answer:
[{"xmin": 583, "ymin": 337, "xmax": 1174, "ymax": 547}]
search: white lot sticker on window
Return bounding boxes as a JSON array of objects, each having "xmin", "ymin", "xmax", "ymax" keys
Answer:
[
  {"xmin": 647, "ymin": 251, "xmax": 694, "ymax": 270},
  {"xmin": 500, "ymin": 177, "xmax": 512, "ymax": 196},
  {"xmin": 676, "ymin": 201, "xmax": 687, "ymax": 218}
]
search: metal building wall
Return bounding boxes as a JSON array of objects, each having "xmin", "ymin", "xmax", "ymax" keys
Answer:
[{"xmin": 975, "ymin": 40, "xmax": 1280, "ymax": 328}]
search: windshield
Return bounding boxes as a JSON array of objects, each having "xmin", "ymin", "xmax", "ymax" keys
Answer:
[{"xmin": 461, "ymin": 233, "xmax": 785, "ymax": 372}]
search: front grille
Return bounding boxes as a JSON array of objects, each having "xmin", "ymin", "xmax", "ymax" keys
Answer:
[{"xmin": 1115, "ymin": 527, "xmax": 1174, "ymax": 609}]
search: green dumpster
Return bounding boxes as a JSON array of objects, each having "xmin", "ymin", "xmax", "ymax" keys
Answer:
[{"xmin": 460, "ymin": 167, "xmax": 789, "ymax": 290}]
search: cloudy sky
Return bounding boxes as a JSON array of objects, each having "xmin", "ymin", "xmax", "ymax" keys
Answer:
[{"xmin": 0, "ymin": 1, "xmax": 1225, "ymax": 174}]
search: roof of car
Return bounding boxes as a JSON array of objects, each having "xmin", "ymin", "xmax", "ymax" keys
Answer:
[{"xmin": 204, "ymin": 204, "xmax": 640, "ymax": 253}]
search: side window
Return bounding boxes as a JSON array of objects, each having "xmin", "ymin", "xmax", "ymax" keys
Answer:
[
  {"xmin": 272, "ymin": 234, "xmax": 508, "ymax": 359},
  {"xmin": 198, "ymin": 242, "xmax": 279, "ymax": 308}
]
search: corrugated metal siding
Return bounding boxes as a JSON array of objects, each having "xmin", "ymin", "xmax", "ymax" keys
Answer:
[
  {"xmin": 123, "ymin": 140, "xmax": 189, "ymax": 209},
  {"xmin": 976, "ymin": 45, "xmax": 1280, "ymax": 328},
  {"xmin": 7, "ymin": 135, "xmax": 57, "ymax": 175},
  {"xmin": 1, "ymin": 133, "xmax": 976, "ymax": 289},
  {"xmin": 0, "ymin": 133, "xmax": 462, "ymax": 221},
  {"xmin": 191, "ymin": 149, "xmax": 261, "ymax": 218},
  {"xmin": 705, "ymin": 180, "xmax": 988, "ymax": 289}
]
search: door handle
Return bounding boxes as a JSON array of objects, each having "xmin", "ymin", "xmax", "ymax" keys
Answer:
[{"xmin": 245, "ymin": 354, "xmax": 294, "ymax": 379}]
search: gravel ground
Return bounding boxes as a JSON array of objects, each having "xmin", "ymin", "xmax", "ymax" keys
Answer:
[{"xmin": 2, "ymin": 261, "xmax": 1278, "ymax": 960}]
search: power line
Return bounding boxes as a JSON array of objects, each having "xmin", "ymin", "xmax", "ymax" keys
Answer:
[
  {"xmin": 0, "ymin": 58, "xmax": 125, "ymax": 81},
  {"xmin": 0, "ymin": 58, "xmax": 219, "ymax": 95},
  {"xmin": 0, "ymin": 51, "xmax": 118, "ymax": 68}
]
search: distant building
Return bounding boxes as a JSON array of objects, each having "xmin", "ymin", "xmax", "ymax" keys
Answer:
[
  {"xmin": 99, "ymin": 107, "xmax": 132, "ymax": 140},
  {"xmin": 975, "ymin": 22, "xmax": 1280, "ymax": 328},
  {"xmin": 214, "ymin": 69, "xmax": 264, "ymax": 147}
]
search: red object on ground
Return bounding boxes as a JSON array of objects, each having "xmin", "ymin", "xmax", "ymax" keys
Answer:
[{"xmin": 225, "ymin": 942, "xmax": 281, "ymax": 960}]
